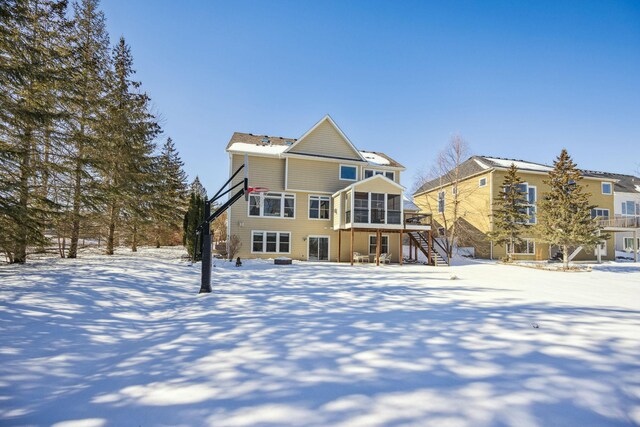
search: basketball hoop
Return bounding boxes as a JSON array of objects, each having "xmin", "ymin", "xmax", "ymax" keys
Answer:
[{"xmin": 246, "ymin": 186, "xmax": 269, "ymax": 210}]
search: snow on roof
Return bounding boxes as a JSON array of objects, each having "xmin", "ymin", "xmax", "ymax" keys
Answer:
[
  {"xmin": 361, "ymin": 152, "xmax": 390, "ymax": 165},
  {"xmin": 484, "ymin": 157, "xmax": 553, "ymax": 172},
  {"xmin": 474, "ymin": 158, "xmax": 490, "ymax": 169},
  {"xmin": 227, "ymin": 142, "xmax": 288, "ymax": 155}
]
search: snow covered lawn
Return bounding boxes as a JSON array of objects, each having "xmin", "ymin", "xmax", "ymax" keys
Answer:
[{"xmin": 1, "ymin": 248, "xmax": 639, "ymax": 426}]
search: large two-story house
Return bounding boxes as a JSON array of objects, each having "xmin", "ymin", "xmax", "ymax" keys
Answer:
[
  {"xmin": 412, "ymin": 156, "xmax": 618, "ymax": 262},
  {"xmin": 225, "ymin": 115, "xmax": 431, "ymax": 264}
]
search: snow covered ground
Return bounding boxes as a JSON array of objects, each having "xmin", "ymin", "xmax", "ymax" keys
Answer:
[{"xmin": 1, "ymin": 248, "xmax": 639, "ymax": 426}]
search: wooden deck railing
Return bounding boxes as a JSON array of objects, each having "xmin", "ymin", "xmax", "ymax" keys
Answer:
[{"xmin": 404, "ymin": 212, "xmax": 432, "ymax": 227}]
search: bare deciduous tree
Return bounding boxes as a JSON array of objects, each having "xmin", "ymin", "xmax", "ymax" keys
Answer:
[
  {"xmin": 413, "ymin": 135, "xmax": 476, "ymax": 258},
  {"xmin": 227, "ymin": 234, "xmax": 241, "ymax": 261}
]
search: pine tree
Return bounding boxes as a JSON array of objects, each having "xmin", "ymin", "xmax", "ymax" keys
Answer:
[
  {"xmin": 150, "ymin": 137, "xmax": 188, "ymax": 247},
  {"xmin": 183, "ymin": 190, "xmax": 205, "ymax": 260},
  {"xmin": 64, "ymin": 0, "xmax": 110, "ymax": 258},
  {"xmin": 190, "ymin": 176, "xmax": 207, "ymax": 199},
  {"xmin": 536, "ymin": 149, "xmax": 604, "ymax": 269},
  {"xmin": 0, "ymin": 0, "xmax": 71, "ymax": 263},
  {"xmin": 488, "ymin": 164, "xmax": 530, "ymax": 262},
  {"xmin": 100, "ymin": 36, "xmax": 160, "ymax": 255}
]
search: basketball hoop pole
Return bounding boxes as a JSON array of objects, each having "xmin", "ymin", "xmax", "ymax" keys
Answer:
[{"xmin": 197, "ymin": 157, "xmax": 249, "ymax": 294}]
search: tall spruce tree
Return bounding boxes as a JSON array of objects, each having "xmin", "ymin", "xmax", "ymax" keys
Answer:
[
  {"xmin": 183, "ymin": 191, "xmax": 205, "ymax": 260},
  {"xmin": 0, "ymin": 0, "xmax": 70, "ymax": 263},
  {"xmin": 151, "ymin": 137, "xmax": 188, "ymax": 247},
  {"xmin": 64, "ymin": 0, "xmax": 110, "ymax": 258},
  {"xmin": 488, "ymin": 164, "xmax": 530, "ymax": 262},
  {"xmin": 100, "ymin": 36, "xmax": 160, "ymax": 255},
  {"xmin": 536, "ymin": 149, "xmax": 603, "ymax": 269}
]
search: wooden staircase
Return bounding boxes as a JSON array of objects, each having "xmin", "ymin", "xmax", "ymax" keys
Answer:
[{"xmin": 408, "ymin": 231, "xmax": 450, "ymax": 266}]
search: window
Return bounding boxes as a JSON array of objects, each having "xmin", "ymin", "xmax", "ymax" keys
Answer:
[
  {"xmin": 438, "ymin": 191, "xmax": 445, "ymax": 213},
  {"xmin": 370, "ymin": 193, "xmax": 385, "ymax": 224},
  {"xmin": 507, "ymin": 239, "xmax": 535, "ymax": 255},
  {"xmin": 508, "ymin": 183, "xmax": 537, "ymax": 224},
  {"xmin": 340, "ymin": 165, "xmax": 357, "ymax": 181},
  {"xmin": 248, "ymin": 193, "xmax": 295, "ymax": 218},
  {"xmin": 251, "ymin": 231, "xmax": 290, "ymax": 253},
  {"xmin": 622, "ymin": 201, "xmax": 640, "ymax": 216},
  {"xmin": 369, "ymin": 235, "xmax": 389, "ymax": 255},
  {"xmin": 591, "ymin": 208, "xmax": 610, "ymax": 219},
  {"xmin": 602, "ymin": 182, "xmax": 612, "ymax": 195},
  {"xmin": 309, "ymin": 195, "xmax": 330, "ymax": 220},
  {"xmin": 479, "ymin": 177, "xmax": 487, "ymax": 187},
  {"xmin": 354, "ymin": 192, "xmax": 369, "ymax": 223},
  {"xmin": 387, "ymin": 194, "xmax": 401, "ymax": 224},
  {"xmin": 623, "ymin": 237, "xmax": 640, "ymax": 251},
  {"xmin": 364, "ymin": 169, "xmax": 395, "ymax": 180},
  {"xmin": 452, "ymin": 186, "xmax": 457, "ymax": 196}
]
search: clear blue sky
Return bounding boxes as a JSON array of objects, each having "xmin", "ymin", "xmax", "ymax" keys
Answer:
[{"xmin": 101, "ymin": 0, "xmax": 640, "ymax": 193}]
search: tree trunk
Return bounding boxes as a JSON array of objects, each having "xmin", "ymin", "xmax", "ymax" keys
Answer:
[
  {"xmin": 563, "ymin": 244, "xmax": 569, "ymax": 270},
  {"xmin": 106, "ymin": 204, "xmax": 118, "ymax": 255},
  {"xmin": 13, "ymin": 133, "xmax": 32, "ymax": 264},
  {"xmin": 68, "ymin": 144, "xmax": 84, "ymax": 258},
  {"xmin": 131, "ymin": 223, "xmax": 137, "ymax": 252}
]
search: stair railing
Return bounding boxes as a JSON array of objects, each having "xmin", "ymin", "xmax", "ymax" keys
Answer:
[{"xmin": 430, "ymin": 235, "xmax": 450, "ymax": 266}]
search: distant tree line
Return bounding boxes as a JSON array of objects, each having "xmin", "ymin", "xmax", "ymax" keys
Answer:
[{"xmin": 0, "ymin": 0, "xmax": 189, "ymax": 263}]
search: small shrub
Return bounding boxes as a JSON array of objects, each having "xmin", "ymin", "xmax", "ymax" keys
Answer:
[{"xmin": 227, "ymin": 235, "xmax": 241, "ymax": 261}]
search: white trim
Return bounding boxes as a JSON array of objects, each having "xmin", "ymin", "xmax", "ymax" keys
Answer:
[
  {"xmin": 284, "ymin": 115, "xmax": 367, "ymax": 162},
  {"xmin": 306, "ymin": 235, "xmax": 331, "ymax": 261},
  {"xmin": 308, "ymin": 194, "xmax": 331, "ymax": 220},
  {"xmin": 339, "ymin": 164, "xmax": 358, "ymax": 181},
  {"xmin": 601, "ymin": 182, "xmax": 612, "ymax": 195},
  {"xmin": 247, "ymin": 192, "xmax": 296, "ymax": 219},
  {"xmin": 284, "ymin": 157, "xmax": 289, "ymax": 191},
  {"xmin": 287, "ymin": 188, "xmax": 333, "ymax": 195},
  {"xmin": 283, "ymin": 152, "xmax": 366, "ymax": 165},
  {"xmin": 251, "ymin": 230, "xmax": 292, "ymax": 254}
]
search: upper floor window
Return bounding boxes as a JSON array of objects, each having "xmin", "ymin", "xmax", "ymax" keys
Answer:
[
  {"xmin": 591, "ymin": 208, "xmax": 610, "ymax": 220},
  {"xmin": 364, "ymin": 169, "xmax": 395, "ymax": 180},
  {"xmin": 479, "ymin": 177, "xmax": 487, "ymax": 187},
  {"xmin": 309, "ymin": 195, "xmax": 330, "ymax": 220},
  {"xmin": 438, "ymin": 191, "xmax": 445, "ymax": 213},
  {"xmin": 249, "ymin": 192, "xmax": 295, "ymax": 218},
  {"xmin": 507, "ymin": 183, "xmax": 536, "ymax": 224},
  {"xmin": 601, "ymin": 182, "xmax": 612, "ymax": 195},
  {"xmin": 622, "ymin": 201, "xmax": 639, "ymax": 216},
  {"xmin": 340, "ymin": 165, "xmax": 357, "ymax": 181}
]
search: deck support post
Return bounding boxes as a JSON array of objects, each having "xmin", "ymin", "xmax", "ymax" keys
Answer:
[
  {"xmin": 427, "ymin": 230, "xmax": 432, "ymax": 265},
  {"xmin": 350, "ymin": 227, "xmax": 354, "ymax": 266},
  {"xmin": 596, "ymin": 230, "xmax": 602, "ymax": 264},
  {"xmin": 376, "ymin": 229, "xmax": 381, "ymax": 266},
  {"xmin": 409, "ymin": 236, "xmax": 412, "ymax": 260},
  {"xmin": 338, "ymin": 229, "xmax": 342, "ymax": 263},
  {"xmin": 399, "ymin": 230, "xmax": 403, "ymax": 265},
  {"xmin": 634, "ymin": 229, "xmax": 638, "ymax": 263}
]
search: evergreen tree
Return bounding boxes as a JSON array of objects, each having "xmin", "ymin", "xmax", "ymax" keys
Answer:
[
  {"xmin": 488, "ymin": 164, "xmax": 530, "ymax": 262},
  {"xmin": 536, "ymin": 149, "xmax": 603, "ymax": 269},
  {"xmin": 183, "ymin": 190, "xmax": 205, "ymax": 261},
  {"xmin": 190, "ymin": 176, "xmax": 207, "ymax": 199},
  {"xmin": 100, "ymin": 36, "xmax": 160, "ymax": 255},
  {"xmin": 64, "ymin": 0, "xmax": 110, "ymax": 258},
  {"xmin": 0, "ymin": 0, "xmax": 70, "ymax": 263},
  {"xmin": 150, "ymin": 137, "xmax": 188, "ymax": 247}
]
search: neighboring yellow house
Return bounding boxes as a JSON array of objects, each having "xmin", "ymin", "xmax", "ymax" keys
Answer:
[
  {"xmin": 226, "ymin": 115, "xmax": 431, "ymax": 264},
  {"xmin": 413, "ymin": 156, "xmax": 616, "ymax": 261}
]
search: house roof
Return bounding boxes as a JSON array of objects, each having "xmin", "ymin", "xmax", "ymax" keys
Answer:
[
  {"xmin": 226, "ymin": 132, "xmax": 404, "ymax": 168},
  {"xmin": 413, "ymin": 155, "xmax": 621, "ymax": 196},
  {"xmin": 332, "ymin": 174, "xmax": 405, "ymax": 197},
  {"xmin": 579, "ymin": 171, "xmax": 640, "ymax": 194}
]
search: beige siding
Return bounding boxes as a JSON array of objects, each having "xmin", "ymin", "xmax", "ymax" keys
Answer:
[
  {"xmin": 288, "ymin": 120, "xmax": 361, "ymax": 160},
  {"xmin": 353, "ymin": 178, "xmax": 402, "ymax": 195},
  {"xmin": 414, "ymin": 168, "xmax": 615, "ymax": 261},
  {"xmin": 287, "ymin": 158, "xmax": 354, "ymax": 193}
]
